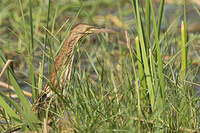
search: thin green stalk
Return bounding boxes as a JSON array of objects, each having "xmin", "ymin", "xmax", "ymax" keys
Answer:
[
  {"xmin": 29, "ymin": 0, "xmax": 34, "ymax": 53},
  {"xmin": 29, "ymin": 0, "xmax": 36, "ymax": 102},
  {"xmin": 39, "ymin": 0, "xmax": 51, "ymax": 94},
  {"xmin": 131, "ymin": 0, "xmax": 146, "ymax": 50},
  {"xmin": 125, "ymin": 31, "xmax": 141, "ymax": 132},
  {"xmin": 149, "ymin": 1, "xmax": 165, "ymax": 132},
  {"xmin": 180, "ymin": 1, "xmax": 188, "ymax": 119},
  {"xmin": 149, "ymin": 49, "xmax": 154, "ymax": 81},
  {"xmin": 149, "ymin": 48, "xmax": 160, "ymax": 116},
  {"xmin": 45, "ymin": 0, "xmax": 51, "ymax": 64},
  {"xmin": 145, "ymin": 0, "xmax": 150, "ymax": 39},
  {"xmin": 38, "ymin": 62, "xmax": 43, "ymax": 94},
  {"xmin": 157, "ymin": 0, "xmax": 165, "ymax": 36},
  {"xmin": 181, "ymin": 0, "xmax": 187, "ymax": 80},
  {"xmin": 149, "ymin": 49, "xmax": 158, "ymax": 91},
  {"xmin": 181, "ymin": 21, "xmax": 187, "ymax": 80},
  {"xmin": 19, "ymin": 0, "xmax": 35, "ymax": 106},
  {"xmin": 19, "ymin": 0, "xmax": 36, "ymax": 99},
  {"xmin": 135, "ymin": 36, "xmax": 147, "ymax": 102},
  {"xmin": 150, "ymin": 0, "xmax": 165, "ymax": 102},
  {"xmin": 180, "ymin": 4, "xmax": 188, "ymax": 121},
  {"xmin": 132, "ymin": 0, "xmax": 155, "ymax": 110}
]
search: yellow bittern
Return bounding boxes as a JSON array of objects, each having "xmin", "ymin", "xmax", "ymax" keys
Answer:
[{"xmin": 35, "ymin": 23, "xmax": 114, "ymax": 111}]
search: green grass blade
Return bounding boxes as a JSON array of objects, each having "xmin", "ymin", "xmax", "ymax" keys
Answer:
[
  {"xmin": 38, "ymin": 0, "xmax": 51, "ymax": 94},
  {"xmin": 149, "ymin": 49, "xmax": 158, "ymax": 91},
  {"xmin": 0, "ymin": 96, "xmax": 20, "ymax": 121},
  {"xmin": 0, "ymin": 57, "xmax": 30, "ymax": 108},
  {"xmin": 150, "ymin": 0, "xmax": 165, "ymax": 102},
  {"xmin": 181, "ymin": 0, "xmax": 188, "ymax": 80},
  {"xmin": 132, "ymin": 0, "xmax": 155, "ymax": 110},
  {"xmin": 0, "ymin": 55, "xmax": 39, "ymax": 131},
  {"xmin": 145, "ymin": 0, "xmax": 150, "ymax": 39},
  {"xmin": 29, "ymin": 0, "xmax": 34, "ymax": 53},
  {"xmin": 181, "ymin": 21, "xmax": 187, "ymax": 80},
  {"xmin": 0, "ymin": 91, "xmax": 23, "ymax": 116},
  {"xmin": 37, "ymin": 62, "xmax": 43, "ymax": 94},
  {"xmin": 180, "ymin": 1, "xmax": 188, "ymax": 118},
  {"xmin": 29, "ymin": 0, "xmax": 36, "ymax": 102},
  {"xmin": 29, "ymin": 58, "xmax": 36, "ymax": 102},
  {"xmin": 135, "ymin": 36, "xmax": 147, "ymax": 102},
  {"xmin": 157, "ymin": 0, "xmax": 165, "ymax": 36},
  {"xmin": 126, "ymin": 32, "xmax": 142, "ymax": 118}
]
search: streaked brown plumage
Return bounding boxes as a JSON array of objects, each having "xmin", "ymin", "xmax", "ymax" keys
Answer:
[
  {"xmin": 34, "ymin": 24, "xmax": 115, "ymax": 110},
  {"xmin": 51, "ymin": 24, "xmax": 113, "ymax": 86},
  {"xmin": 50, "ymin": 24, "xmax": 114, "ymax": 91}
]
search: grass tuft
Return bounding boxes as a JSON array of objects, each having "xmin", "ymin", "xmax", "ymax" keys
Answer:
[{"xmin": 0, "ymin": 0, "xmax": 199, "ymax": 132}]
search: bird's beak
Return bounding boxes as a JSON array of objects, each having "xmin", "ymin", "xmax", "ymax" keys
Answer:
[{"xmin": 86, "ymin": 27, "xmax": 116, "ymax": 34}]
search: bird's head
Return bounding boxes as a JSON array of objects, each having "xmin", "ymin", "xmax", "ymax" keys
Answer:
[{"xmin": 71, "ymin": 23, "xmax": 115, "ymax": 35}]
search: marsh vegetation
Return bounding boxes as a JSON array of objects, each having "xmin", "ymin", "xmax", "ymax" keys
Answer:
[{"xmin": 0, "ymin": 0, "xmax": 200, "ymax": 132}]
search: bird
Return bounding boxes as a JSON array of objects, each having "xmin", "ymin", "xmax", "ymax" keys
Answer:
[{"xmin": 34, "ymin": 23, "xmax": 115, "ymax": 112}]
